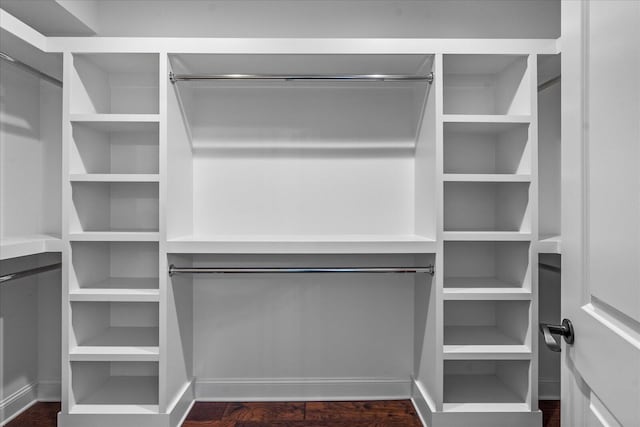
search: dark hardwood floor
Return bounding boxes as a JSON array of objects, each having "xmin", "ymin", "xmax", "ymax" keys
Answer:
[
  {"xmin": 6, "ymin": 402, "xmax": 60, "ymax": 427},
  {"xmin": 540, "ymin": 400, "xmax": 561, "ymax": 427},
  {"xmin": 6, "ymin": 400, "xmax": 561, "ymax": 426},
  {"xmin": 183, "ymin": 401, "xmax": 421, "ymax": 426}
]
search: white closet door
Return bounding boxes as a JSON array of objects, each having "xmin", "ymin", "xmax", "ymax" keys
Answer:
[{"xmin": 561, "ymin": 1, "xmax": 640, "ymax": 426}]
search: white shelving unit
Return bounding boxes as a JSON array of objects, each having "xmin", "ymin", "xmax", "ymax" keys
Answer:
[
  {"xmin": 443, "ymin": 360, "xmax": 531, "ymax": 412},
  {"xmin": 433, "ymin": 52, "xmax": 540, "ymax": 426},
  {"xmin": 166, "ymin": 53, "xmax": 436, "ymax": 252},
  {"xmin": 444, "ymin": 300, "xmax": 531, "ymax": 358},
  {"xmin": 48, "ymin": 40, "xmax": 554, "ymax": 427},
  {"xmin": 69, "ymin": 362, "xmax": 159, "ymax": 414},
  {"xmin": 62, "ymin": 51, "xmax": 162, "ymax": 422},
  {"xmin": 443, "ymin": 55, "xmax": 531, "ymax": 116}
]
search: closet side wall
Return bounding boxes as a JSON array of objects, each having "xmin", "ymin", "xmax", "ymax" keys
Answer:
[
  {"xmin": 0, "ymin": 63, "xmax": 42, "ymax": 239},
  {"xmin": 0, "ymin": 61, "xmax": 62, "ymax": 423}
]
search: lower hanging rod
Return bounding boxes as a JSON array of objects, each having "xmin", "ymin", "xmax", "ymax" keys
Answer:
[
  {"xmin": 169, "ymin": 71, "xmax": 433, "ymax": 84},
  {"xmin": 169, "ymin": 264, "xmax": 434, "ymax": 276},
  {"xmin": 0, "ymin": 262, "xmax": 62, "ymax": 284}
]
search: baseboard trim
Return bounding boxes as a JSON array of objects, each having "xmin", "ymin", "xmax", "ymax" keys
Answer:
[
  {"xmin": 411, "ymin": 378, "xmax": 543, "ymax": 427},
  {"xmin": 0, "ymin": 383, "xmax": 37, "ymax": 426},
  {"xmin": 168, "ymin": 379, "xmax": 195, "ymax": 427},
  {"xmin": 58, "ymin": 412, "xmax": 172, "ymax": 427},
  {"xmin": 411, "ymin": 378, "xmax": 435, "ymax": 427},
  {"xmin": 429, "ymin": 410, "xmax": 543, "ymax": 427},
  {"xmin": 196, "ymin": 377, "xmax": 412, "ymax": 402}
]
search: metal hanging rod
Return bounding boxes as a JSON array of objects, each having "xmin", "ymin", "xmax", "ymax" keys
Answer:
[
  {"xmin": 0, "ymin": 52, "xmax": 62, "ymax": 87},
  {"xmin": 538, "ymin": 75, "xmax": 560, "ymax": 92},
  {"xmin": 169, "ymin": 264, "xmax": 434, "ymax": 276},
  {"xmin": 169, "ymin": 71, "xmax": 433, "ymax": 84},
  {"xmin": 0, "ymin": 262, "xmax": 62, "ymax": 284},
  {"xmin": 539, "ymin": 262, "xmax": 561, "ymax": 274}
]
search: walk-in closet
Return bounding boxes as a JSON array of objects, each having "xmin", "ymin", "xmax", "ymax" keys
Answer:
[{"xmin": 2, "ymin": 1, "xmax": 638, "ymax": 427}]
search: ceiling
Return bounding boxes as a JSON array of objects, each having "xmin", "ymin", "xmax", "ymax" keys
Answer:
[{"xmin": 1, "ymin": 0, "xmax": 560, "ymax": 39}]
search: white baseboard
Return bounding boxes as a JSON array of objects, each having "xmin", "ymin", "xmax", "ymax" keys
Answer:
[
  {"xmin": 168, "ymin": 380, "xmax": 195, "ymax": 427},
  {"xmin": 539, "ymin": 379, "xmax": 560, "ymax": 400},
  {"xmin": 411, "ymin": 378, "xmax": 435, "ymax": 427},
  {"xmin": 196, "ymin": 377, "xmax": 411, "ymax": 402},
  {"xmin": 411, "ymin": 377, "xmax": 543, "ymax": 427},
  {"xmin": 58, "ymin": 412, "xmax": 172, "ymax": 427},
  {"xmin": 0, "ymin": 382, "xmax": 38, "ymax": 426}
]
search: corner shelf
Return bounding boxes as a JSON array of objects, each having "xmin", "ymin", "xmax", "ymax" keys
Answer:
[{"xmin": 167, "ymin": 234, "xmax": 437, "ymax": 254}]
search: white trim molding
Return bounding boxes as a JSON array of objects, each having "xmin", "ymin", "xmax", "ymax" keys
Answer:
[{"xmin": 195, "ymin": 377, "xmax": 411, "ymax": 402}]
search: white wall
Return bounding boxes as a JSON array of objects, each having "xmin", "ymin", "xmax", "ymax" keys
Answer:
[
  {"xmin": 0, "ymin": 58, "xmax": 62, "ymax": 422},
  {"xmin": 538, "ymin": 56, "xmax": 561, "ymax": 238},
  {"xmin": 0, "ymin": 63, "xmax": 42, "ymax": 239},
  {"xmin": 94, "ymin": 0, "xmax": 559, "ymax": 39},
  {"xmin": 0, "ymin": 253, "xmax": 61, "ymax": 422},
  {"xmin": 191, "ymin": 254, "xmax": 415, "ymax": 399},
  {"xmin": 538, "ymin": 254, "xmax": 560, "ymax": 399},
  {"xmin": 0, "ymin": 62, "xmax": 62, "ymax": 240}
]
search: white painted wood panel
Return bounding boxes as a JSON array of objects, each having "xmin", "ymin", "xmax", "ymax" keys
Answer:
[
  {"xmin": 192, "ymin": 254, "xmax": 414, "ymax": 383},
  {"xmin": 561, "ymin": 1, "xmax": 640, "ymax": 426}
]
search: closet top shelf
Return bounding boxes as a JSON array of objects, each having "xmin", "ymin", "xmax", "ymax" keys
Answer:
[
  {"xmin": 169, "ymin": 53, "xmax": 435, "ymax": 84},
  {"xmin": 167, "ymin": 234, "xmax": 436, "ymax": 254}
]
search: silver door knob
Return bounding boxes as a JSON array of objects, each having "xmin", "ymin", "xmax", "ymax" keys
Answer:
[{"xmin": 539, "ymin": 318, "xmax": 574, "ymax": 352}]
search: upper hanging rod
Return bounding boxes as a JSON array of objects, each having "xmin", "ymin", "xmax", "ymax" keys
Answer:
[
  {"xmin": 169, "ymin": 264, "xmax": 434, "ymax": 276},
  {"xmin": 538, "ymin": 75, "xmax": 560, "ymax": 92},
  {"xmin": 0, "ymin": 52, "xmax": 62, "ymax": 87},
  {"xmin": 0, "ymin": 262, "xmax": 62, "ymax": 284},
  {"xmin": 539, "ymin": 262, "xmax": 561, "ymax": 274},
  {"xmin": 169, "ymin": 71, "xmax": 434, "ymax": 84}
]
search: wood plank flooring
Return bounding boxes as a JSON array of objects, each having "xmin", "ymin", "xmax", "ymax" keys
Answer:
[
  {"xmin": 183, "ymin": 401, "xmax": 421, "ymax": 426},
  {"xmin": 6, "ymin": 400, "xmax": 561, "ymax": 426},
  {"xmin": 540, "ymin": 400, "xmax": 561, "ymax": 427},
  {"xmin": 5, "ymin": 402, "xmax": 60, "ymax": 427}
]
